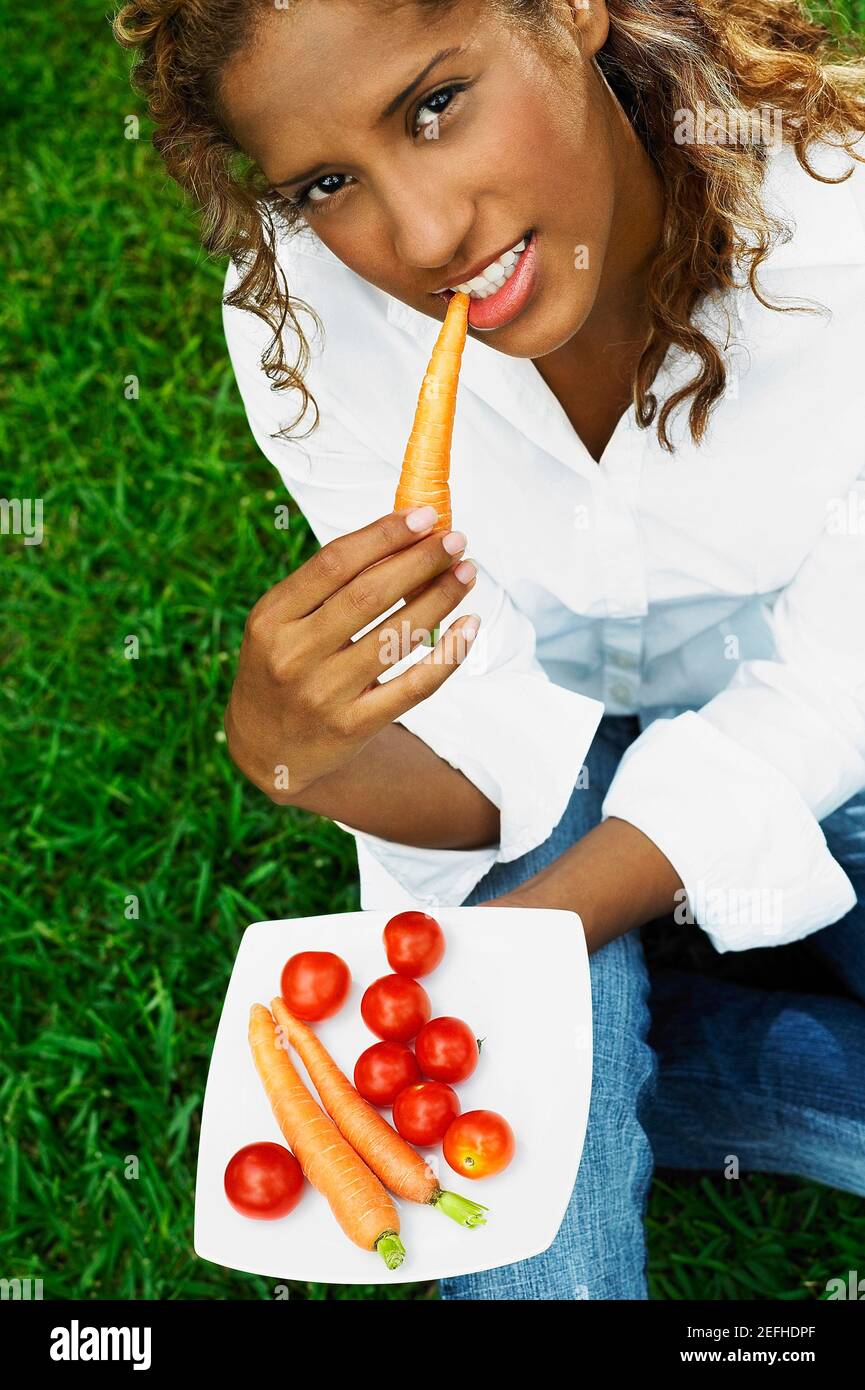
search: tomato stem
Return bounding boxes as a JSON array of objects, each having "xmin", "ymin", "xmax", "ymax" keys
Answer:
[
  {"xmin": 433, "ymin": 1189, "xmax": 489, "ymax": 1228},
  {"xmin": 375, "ymin": 1232, "xmax": 406, "ymax": 1269}
]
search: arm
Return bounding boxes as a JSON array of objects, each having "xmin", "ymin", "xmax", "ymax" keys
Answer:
[
  {"xmin": 591, "ymin": 464, "xmax": 865, "ymax": 954},
  {"xmin": 222, "ymin": 268, "xmax": 604, "ymax": 907},
  {"xmin": 479, "ymin": 817, "xmax": 685, "ymax": 954},
  {"xmin": 290, "ymin": 704, "xmax": 682, "ymax": 945},
  {"xmin": 287, "ymin": 722, "xmax": 501, "ymax": 850}
]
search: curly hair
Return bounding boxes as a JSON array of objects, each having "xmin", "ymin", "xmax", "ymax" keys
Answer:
[{"xmin": 112, "ymin": 0, "xmax": 865, "ymax": 450}]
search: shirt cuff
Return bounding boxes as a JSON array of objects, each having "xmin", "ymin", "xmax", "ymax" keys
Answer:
[
  {"xmin": 600, "ymin": 711, "xmax": 856, "ymax": 953},
  {"xmin": 336, "ymin": 676, "xmax": 604, "ymax": 909}
]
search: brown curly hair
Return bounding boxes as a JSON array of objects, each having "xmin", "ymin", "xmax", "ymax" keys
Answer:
[{"xmin": 112, "ymin": 0, "xmax": 865, "ymax": 450}]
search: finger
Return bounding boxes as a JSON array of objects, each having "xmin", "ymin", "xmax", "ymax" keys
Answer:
[
  {"xmin": 313, "ymin": 526, "xmax": 468, "ymax": 647},
  {"xmin": 338, "ymin": 558, "xmax": 478, "ymax": 690},
  {"xmin": 257, "ymin": 506, "xmax": 442, "ymax": 624},
  {"xmin": 356, "ymin": 611, "xmax": 483, "ymax": 725}
]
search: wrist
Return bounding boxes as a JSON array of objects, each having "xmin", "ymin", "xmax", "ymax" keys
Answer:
[
  {"xmin": 223, "ymin": 700, "xmax": 304, "ymax": 805},
  {"xmin": 480, "ymin": 817, "xmax": 683, "ymax": 951}
]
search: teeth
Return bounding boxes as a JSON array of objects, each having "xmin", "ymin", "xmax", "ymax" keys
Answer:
[{"xmin": 448, "ymin": 236, "xmax": 529, "ymax": 298}]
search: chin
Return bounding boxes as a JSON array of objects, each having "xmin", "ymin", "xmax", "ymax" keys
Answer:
[{"xmin": 471, "ymin": 291, "xmax": 597, "ymax": 360}]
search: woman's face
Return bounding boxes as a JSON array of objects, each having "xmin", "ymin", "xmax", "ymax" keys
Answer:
[{"xmin": 219, "ymin": 0, "xmax": 630, "ymax": 358}]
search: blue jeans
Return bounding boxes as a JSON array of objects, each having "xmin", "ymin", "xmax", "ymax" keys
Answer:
[{"xmin": 439, "ymin": 714, "xmax": 865, "ymax": 1300}]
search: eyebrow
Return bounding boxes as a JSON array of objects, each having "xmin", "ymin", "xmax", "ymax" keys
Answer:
[{"xmin": 269, "ymin": 45, "xmax": 467, "ymax": 190}]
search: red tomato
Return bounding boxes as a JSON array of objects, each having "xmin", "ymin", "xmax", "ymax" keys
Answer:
[
  {"xmin": 393, "ymin": 1082, "xmax": 461, "ymax": 1146},
  {"xmin": 415, "ymin": 1016, "xmax": 479, "ymax": 1083},
  {"xmin": 223, "ymin": 1142, "xmax": 304, "ymax": 1219},
  {"xmin": 354, "ymin": 1041, "xmax": 421, "ymax": 1107},
  {"xmin": 443, "ymin": 1111, "xmax": 515, "ymax": 1180},
  {"xmin": 383, "ymin": 910, "xmax": 446, "ymax": 978},
  {"xmin": 361, "ymin": 974, "xmax": 431, "ymax": 1043},
  {"xmin": 280, "ymin": 951, "xmax": 350, "ymax": 1022}
]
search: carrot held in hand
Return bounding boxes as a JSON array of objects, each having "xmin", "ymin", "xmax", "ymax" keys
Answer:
[
  {"xmin": 248, "ymin": 1004, "xmax": 405, "ymax": 1268},
  {"xmin": 271, "ymin": 996, "xmax": 488, "ymax": 1229},
  {"xmin": 394, "ymin": 290, "xmax": 470, "ymax": 535}
]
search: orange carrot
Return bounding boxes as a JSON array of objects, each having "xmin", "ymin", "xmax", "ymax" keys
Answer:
[
  {"xmin": 394, "ymin": 290, "xmax": 470, "ymax": 534},
  {"xmin": 248, "ymin": 1003, "xmax": 405, "ymax": 1268},
  {"xmin": 271, "ymin": 996, "xmax": 487, "ymax": 1229}
]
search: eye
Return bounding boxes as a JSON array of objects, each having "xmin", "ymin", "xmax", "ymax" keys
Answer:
[
  {"xmin": 288, "ymin": 172, "xmax": 355, "ymax": 214},
  {"xmin": 287, "ymin": 83, "xmax": 468, "ymax": 215},
  {"xmin": 411, "ymin": 83, "xmax": 465, "ymax": 139}
]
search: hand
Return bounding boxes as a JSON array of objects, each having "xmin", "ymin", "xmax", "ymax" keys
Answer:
[{"xmin": 224, "ymin": 506, "xmax": 479, "ymax": 803}]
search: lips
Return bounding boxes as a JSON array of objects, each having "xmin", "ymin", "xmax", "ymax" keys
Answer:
[
  {"xmin": 436, "ymin": 230, "xmax": 539, "ymax": 332},
  {"xmin": 434, "ymin": 231, "xmax": 533, "ymax": 296}
]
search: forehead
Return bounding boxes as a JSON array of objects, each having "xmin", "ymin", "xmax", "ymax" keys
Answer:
[{"xmin": 218, "ymin": 0, "xmax": 487, "ymax": 181}]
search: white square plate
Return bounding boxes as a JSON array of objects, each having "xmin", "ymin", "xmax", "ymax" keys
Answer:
[{"xmin": 194, "ymin": 907, "xmax": 593, "ymax": 1285}]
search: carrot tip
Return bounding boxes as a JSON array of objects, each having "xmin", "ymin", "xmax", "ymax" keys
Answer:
[{"xmin": 375, "ymin": 1231, "xmax": 406, "ymax": 1270}]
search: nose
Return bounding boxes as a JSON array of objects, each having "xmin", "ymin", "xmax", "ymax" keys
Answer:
[{"xmin": 378, "ymin": 169, "xmax": 474, "ymax": 279}]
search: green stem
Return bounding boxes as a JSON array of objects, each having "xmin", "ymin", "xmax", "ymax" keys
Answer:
[
  {"xmin": 375, "ymin": 1231, "xmax": 406, "ymax": 1270},
  {"xmin": 432, "ymin": 1189, "xmax": 489, "ymax": 1229}
]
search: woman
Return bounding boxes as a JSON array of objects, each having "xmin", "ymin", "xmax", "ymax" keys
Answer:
[{"xmin": 114, "ymin": 0, "xmax": 865, "ymax": 1298}]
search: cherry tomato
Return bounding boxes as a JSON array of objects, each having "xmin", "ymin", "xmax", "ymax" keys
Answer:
[
  {"xmin": 280, "ymin": 951, "xmax": 350, "ymax": 1022},
  {"xmin": 383, "ymin": 910, "xmax": 446, "ymax": 978},
  {"xmin": 415, "ymin": 1016, "xmax": 479, "ymax": 1083},
  {"xmin": 393, "ymin": 1081, "xmax": 461, "ymax": 1146},
  {"xmin": 354, "ymin": 1041, "xmax": 421, "ymax": 1107},
  {"xmin": 223, "ymin": 1142, "xmax": 304, "ymax": 1219},
  {"xmin": 361, "ymin": 974, "xmax": 431, "ymax": 1043},
  {"xmin": 443, "ymin": 1111, "xmax": 515, "ymax": 1180}
]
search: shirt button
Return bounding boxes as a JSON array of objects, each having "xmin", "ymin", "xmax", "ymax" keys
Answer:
[
  {"xmin": 609, "ymin": 650, "xmax": 638, "ymax": 670},
  {"xmin": 610, "ymin": 680, "xmax": 633, "ymax": 703}
]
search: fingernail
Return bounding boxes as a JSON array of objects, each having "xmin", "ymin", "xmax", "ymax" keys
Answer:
[
  {"xmin": 404, "ymin": 504, "xmax": 437, "ymax": 532},
  {"xmin": 442, "ymin": 529, "xmax": 467, "ymax": 555},
  {"xmin": 454, "ymin": 559, "xmax": 477, "ymax": 584},
  {"xmin": 463, "ymin": 614, "xmax": 481, "ymax": 640}
]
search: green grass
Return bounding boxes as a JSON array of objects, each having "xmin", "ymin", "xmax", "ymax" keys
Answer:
[{"xmin": 1, "ymin": 0, "xmax": 863, "ymax": 1301}]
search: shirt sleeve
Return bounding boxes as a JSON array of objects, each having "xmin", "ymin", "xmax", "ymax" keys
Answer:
[
  {"xmin": 222, "ymin": 279, "xmax": 605, "ymax": 909},
  {"xmin": 601, "ymin": 466, "xmax": 865, "ymax": 952}
]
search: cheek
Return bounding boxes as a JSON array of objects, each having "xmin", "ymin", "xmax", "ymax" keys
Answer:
[
  {"xmin": 497, "ymin": 63, "xmax": 614, "ymax": 241},
  {"xmin": 541, "ymin": 77, "xmax": 613, "ymax": 230}
]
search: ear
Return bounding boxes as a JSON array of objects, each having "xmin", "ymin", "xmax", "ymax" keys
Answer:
[{"xmin": 564, "ymin": 0, "xmax": 610, "ymax": 58}]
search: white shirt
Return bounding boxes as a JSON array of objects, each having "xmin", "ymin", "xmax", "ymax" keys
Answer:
[{"xmin": 222, "ymin": 137, "xmax": 865, "ymax": 954}]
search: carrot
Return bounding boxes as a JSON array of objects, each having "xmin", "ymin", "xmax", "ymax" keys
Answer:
[
  {"xmin": 271, "ymin": 996, "xmax": 488, "ymax": 1229},
  {"xmin": 248, "ymin": 1004, "xmax": 405, "ymax": 1268},
  {"xmin": 394, "ymin": 290, "xmax": 470, "ymax": 534}
]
